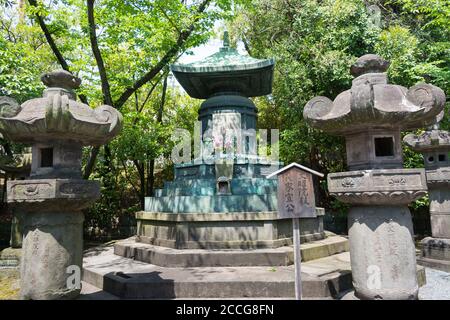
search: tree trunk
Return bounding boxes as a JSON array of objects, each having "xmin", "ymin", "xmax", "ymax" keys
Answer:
[{"xmin": 146, "ymin": 73, "xmax": 168, "ymax": 198}]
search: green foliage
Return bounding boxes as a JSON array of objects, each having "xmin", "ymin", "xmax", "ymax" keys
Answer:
[
  {"xmin": 0, "ymin": 7, "xmax": 54, "ymax": 102},
  {"xmin": 232, "ymin": 0, "xmax": 449, "ymax": 217},
  {"xmin": 0, "ymin": 0, "xmax": 240, "ymax": 238},
  {"xmin": 85, "ymin": 86, "xmax": 200, "ymax": 236},
  {"xmin": 1, "ymin": 0, "xmax": 448, "ymax": 236}
]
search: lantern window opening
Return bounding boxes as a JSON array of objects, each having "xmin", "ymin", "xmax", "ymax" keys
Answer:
[
  {"xmin": 439, "ymin": 154, "xmax": 447, "ymax": 162},
  {"xmin": 374, "ymin": 136, "xmax": 394, "ymax": 157},
  {"xmin": 40, "ymin": 147, "xmax": 54, "ymax": 168},
  {"xmin": 427, "ymin": 155, "xmax": 435, "ymax": 163}
]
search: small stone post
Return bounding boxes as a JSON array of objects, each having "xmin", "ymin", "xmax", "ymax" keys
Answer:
[
  {"xmin": 0, "ymin": 70, "xmax": 122, "ymax": 299},
  {"xmin": 303, "ymin": 54, "xmax": 446, "ymax": 299}
]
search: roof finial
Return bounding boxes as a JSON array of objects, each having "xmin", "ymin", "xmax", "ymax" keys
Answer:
[{"xmin": 223, "ymin": 31, "xmax": 230, "ymax": 47}]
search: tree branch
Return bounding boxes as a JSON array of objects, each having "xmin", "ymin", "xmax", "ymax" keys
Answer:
[
  {"xmin": 120, "ymin": 159, "xmax": 141, "ymax": 199},
  {"xmin": 114, "ymin": 0, "xmax": 211, "ymax": 109},
  {"xmin": 27, "ymin": 0, "xmax": 89, "ymax": 105},
  {"xmin": 28, "ymin": 0, "xmax": 69, "ymax": 71},
  {"xmin": 87, "ymin": 0, "xmax": 113, "ymax": 106},
  {"xmin": 147, "ymin": 73, "xmax": 168, "ymax": 197}
]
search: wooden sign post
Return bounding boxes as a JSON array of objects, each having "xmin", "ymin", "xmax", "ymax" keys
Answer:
[{"xmin": 267, "ymin": 163, "xmax": 324, "ymax": 300}]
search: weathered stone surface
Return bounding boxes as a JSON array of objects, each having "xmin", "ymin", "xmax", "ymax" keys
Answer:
[
  {"xmin": 404, "ymin": 119, "xmax": 450, "ymax": 271},
  {"xmin": 82, "ymin": 245, "xmax": 426, "ymax": 299},
  {"xmin": 0, "ymin": 71, "xmax": 122, "ymax": 300},
  {"xmin": 114, "ymin": 234, "xmax": 348, "ymax": 267},
  {"xmin": 135, "ymin": 210, "xmax": 325, "ymax": 249},
  {"xmin": 9, "ymin": 211, "xmax": 22, "ymax": 248},
  {"xmin": 303, "ymin": 54, "xmax": 445, "ymax": 300},
  {"xmin": 41, "ymin": 70, "xmax": 81, "ymax": 89},
  {"xmin": 7, "ymin": 179, "xmax": 100, "ymax": 211},
  {"xmin": 328, "ymin": 169, "xmax": 427, "ymax": 205},
  {"xmin": 0, "ymin": 96, "xmax": 21, "ymax": 118},
  {"xmin": 404, "ymin": 129, "xmax": 450, "ymax": 153},
  {"xmin": 418, "ymin": 237, "xmax": 450, "ymax": 272},
  {"xmin": 303, "ymin": 75, "xmax": 445, "ymax": 135},
  {"xmin": 20, "ymin": 211, "xmax": 84, "ymax": 300},
  {"xmin": 0, "ymin": 73, "xmax": 122, "ymax": 146},
  {"xmin": 350, "ymin": 54, "xmax": 390, "ymax": 77},
  {"xmin": 348, "ymin": 206, "xmax": 418, "ymax": 299},
  {"xmin": 83, "ymin": 245, "xmax": 353, "ymax": 299},
  {"xmin": 426, "ymin": 169, "xmax": 450, "ymax": 186}
]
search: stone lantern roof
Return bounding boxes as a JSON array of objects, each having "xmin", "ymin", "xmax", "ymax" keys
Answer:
[
  {"xmin": 303, "ymin": 54, "xmax": 446, "ymax": 134},
  {"xmin": 0, "ymin": 70, "xmax": 122, "ymax": 146},
  {"xmin": 404, "ymin": 122, "xmax": 450, "ymax": 153},
  {"xmin": 171, "ymin": 32, "xmax": 274, "ymax": 99}
]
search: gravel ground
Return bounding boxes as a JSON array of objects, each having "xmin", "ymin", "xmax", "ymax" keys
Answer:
[{"xmin": 419, "ymin": 268, "xmax": 450, "ymax": 300}]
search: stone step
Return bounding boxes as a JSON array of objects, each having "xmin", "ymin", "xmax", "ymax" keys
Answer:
[
  {"xmin": 113, "ymin": 235, "xmax": 350, "ymax": 267},
  {"xmin": 82, "ymin": 247, "xmax": 354, "ymax": 299},
  {"xmin": 417, "ymin": 256, "xmax": 450, "ymax": 273},
  {"xmin": 155, "ymin": 187, "xmax": 216, "ymax": 197}
]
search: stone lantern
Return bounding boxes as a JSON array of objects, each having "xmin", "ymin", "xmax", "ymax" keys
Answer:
[
  {"xmin": 404, "ymin": 119, "xmax": 450, "ymax": 271},
  {"xmin": 0, "ymin": 70, "xmax": 122, "ymax": 299},
  {"xmin": 303, "ymin": 54, "xmax": 445, "ymax": 299}
]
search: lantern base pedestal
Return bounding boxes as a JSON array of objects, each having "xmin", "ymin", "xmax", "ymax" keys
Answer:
[
  {"xmin": 418, "ymin": 237, "xmax": 450, "ymax": 272},
  {"xmin": 19, "ymin": 211, "xmax": 84, "ymax": 300},
  {"xmin": 348, "ymin": 205, "xmax": 419, "ymax": 300}
]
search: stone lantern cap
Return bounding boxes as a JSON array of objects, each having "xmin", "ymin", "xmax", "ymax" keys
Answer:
[
  {"xmin": 0, "ymin": 70, "xmax": 122, "ymax": 146},
  {"xmin": 171, "ymin": 32, "xmax": 274, "ymax": 99},
  {"xmin": 303, "ymin": 54, "xmax": 446, "ymax": 134}
]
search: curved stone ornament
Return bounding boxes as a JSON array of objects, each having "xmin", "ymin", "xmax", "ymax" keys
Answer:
[
  {"xmin": 303, "ymin": 55, "xmax": 445, "ymax": 134},
  {"xmin": 303, "ymin": 96, "xmax": 334, "ymax": 122},
  {"xmin": 0, "ymin": 70, "xmax": 122, "ymax": 146},
  {"xmin": 0, "ymin": 96, "xmax": 21, "ymax": 118}
]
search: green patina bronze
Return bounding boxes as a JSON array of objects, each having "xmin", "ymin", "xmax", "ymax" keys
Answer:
[
  {"xmin": 171, "ymin": 31, "xmax": 274, "ymax": 99},
  {"xmin": 125, "ymin": 32, "xmax": 326, "ymax": 251}
]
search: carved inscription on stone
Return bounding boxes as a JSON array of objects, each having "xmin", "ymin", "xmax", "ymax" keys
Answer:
[{"xmin": 277, "ymin": 167, "xmax": 316, "ymax": 219}]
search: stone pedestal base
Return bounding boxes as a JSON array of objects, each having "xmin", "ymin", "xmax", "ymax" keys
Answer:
[
  {"xmin": 348, "ymin": 206, "xmax": 418, "ymax": 300},
  {"xmin": 428, "ymin": 185, "xmax": 450, "ymax": 239},
  {"xmin": 20, "ymin": 211, "xmax": 84, "ymax": 300},
  {"xmin": 418, "ymin": 237, "xmax": 450, "ymax": 272},
  {"xmin": 136, "ymin": 210, "xmax": 325, "ymax": 250}
]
